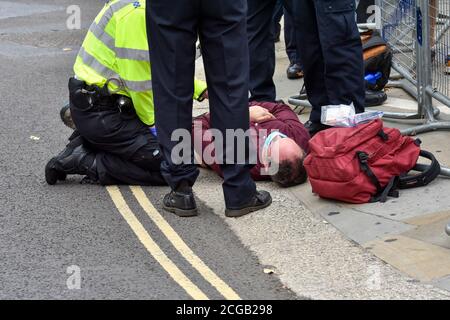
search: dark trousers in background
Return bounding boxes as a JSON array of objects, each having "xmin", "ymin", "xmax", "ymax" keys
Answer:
[
  {"xmin": 293, "ymin": 0, "xmax": 365, "ymax": 122},
  {"xmin": 69, "ymin": 82, "xmax": 166, "ymax": 186},
  {"xmin": 147, "ymin": 0, "xmax": 256, "ymax": 208},
  {"xmin": 284, "ymin": 8, "xmax": 302, "ymax": 67},
  {"xmin": 248, "ymin": 0, "xmax": 279, "ymax": 102},
  {"xmin": 271, "ymin": 0, "xmax": 302, "ymax": 66},
  {"xmin": 248, "ymin": 0, "xmax": 306, "ymax": 102},
  {"xmin": 271, "ymin": 0, "xmax": 284, "ymax": 41}
]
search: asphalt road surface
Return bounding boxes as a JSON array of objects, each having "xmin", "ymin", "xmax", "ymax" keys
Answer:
[{"xmin": 0, "ymin": 0, "xmax": 300, "ymax": 300}]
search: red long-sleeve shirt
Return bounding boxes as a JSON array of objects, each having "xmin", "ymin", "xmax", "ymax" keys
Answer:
[{"xmin": 192, "ymin": 101, "xmax": 310, "ymax": 180}]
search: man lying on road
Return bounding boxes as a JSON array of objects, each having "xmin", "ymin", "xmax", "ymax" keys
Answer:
[
  {"xmin": 193, "ymin": 101, "xmax": 310, "ymax": 187},
  {"xmin": 45, "ymin": 0, "xmax": 207, "ymax": 186}
]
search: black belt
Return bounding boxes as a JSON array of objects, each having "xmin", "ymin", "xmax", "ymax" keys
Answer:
[
  {"xmin": 90, "ymin": 94, "xmax": 123, "ymax": 112},
  {"xmin": 69, "ymin": 77, "xmax": 134, "ymax": 114}
]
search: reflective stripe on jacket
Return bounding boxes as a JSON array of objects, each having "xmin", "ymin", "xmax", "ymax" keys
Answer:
[{"xmin": 73, "ymin": 0, "xmax": 207, "ymax": 125}]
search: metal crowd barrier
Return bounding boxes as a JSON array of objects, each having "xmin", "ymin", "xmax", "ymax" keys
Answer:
[
  {"xmin": 377, "ymin": 0, "xmax": 450, "ymax": 179},
  {"xmin": 377, "ymin": 0, "xmax": 450, "ymax": 135}
]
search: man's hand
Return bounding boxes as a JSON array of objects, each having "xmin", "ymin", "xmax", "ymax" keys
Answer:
[{"xmin": 249, "ymin": 105, "xmax": 276, "ymax": 123}]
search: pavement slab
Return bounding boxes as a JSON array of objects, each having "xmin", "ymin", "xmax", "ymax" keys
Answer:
[
  {"xmin": 432, "ymin": 275, "xmax": 450, "ymax": 292},
  {"xmin": 364, "ymin": 236, "xmax": 450, "ymax": 282},
  {"xmin": 320, "ymin": 206, "xmax": 415, "ymax": 245},
  {"xmin": 403, "ymin": 213, "xmax": 450, "ymax": 249}
]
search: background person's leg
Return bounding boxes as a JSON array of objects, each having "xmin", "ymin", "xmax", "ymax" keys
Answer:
[
  {"xmin": 271, "ymin": 0, "xmax": 284, "ymax": 42},
  {"xmin": 284, "ymin": 7, "xmax": 304, "ymax": 79},
  {"xmin": 146, "ymin": 0, "xmax": 200, "ymax": 191},
  {"xmin": 200, "ymin": 0, "xmax": 257, "ymax": 209},
  {"xmin": 284, "ymin": 8, "xmax": 302, "ymax": 67},
  {"xmin": 247, "ymin": 0, "xmax": 277, "ymax": 102}
]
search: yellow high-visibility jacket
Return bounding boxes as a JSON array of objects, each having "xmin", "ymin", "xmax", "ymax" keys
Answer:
[{"xmin": 73, "ymin": 0, "xmax": 207, "ymax": 126}]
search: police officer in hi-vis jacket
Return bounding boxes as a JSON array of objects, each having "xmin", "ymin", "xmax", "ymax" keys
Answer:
[{"xmin": 45, "ymin": 0, "xmax": 208, "ymax": 186}]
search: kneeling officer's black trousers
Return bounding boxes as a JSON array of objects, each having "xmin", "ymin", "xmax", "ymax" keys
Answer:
[{"xmin": 69, "ymin": 78, "xmax": 166, "ymax": 186}]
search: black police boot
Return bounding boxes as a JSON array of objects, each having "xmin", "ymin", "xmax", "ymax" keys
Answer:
[
  {"xmin": 286, "ymin": 63, "xmax": 304, "ymax": 80},
  {"xmin": 225, "ymin": 190, "xmax": 272, "ymax": 218},
  {"xmin": 45, "ymin": 139, "xmax": 97, "ymax": 185},
  {"xmin": 162, "ymin": 181, "xmax": 198, "ymax": 217},
  {"xmin": 304, "ymin": 120, "xmax": 332, "ymax": 137},
  {"xmin": 365, "ymin": 90, "xmax": 387, "ymax": 107},
  {"xmin": 60, "ymin": 103, "xmax": 76, "ymax": 130}
]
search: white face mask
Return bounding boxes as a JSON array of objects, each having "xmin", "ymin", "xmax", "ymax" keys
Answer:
[
  {"xmin": 263, "ymin": 131, "xmax": 288, "ymax": 150},
  {"xmin": 261, "ymin": 131, "xmax": 288, "ymax": 166}
]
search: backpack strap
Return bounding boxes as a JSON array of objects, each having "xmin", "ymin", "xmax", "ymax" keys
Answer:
[
  {"xmin": 398, "ymin": 150, "xmax": 441, "ymax": 189},
  {"xmin": 371, "ymin": 177, "xmax": 400, "ymax": 203},
  {"xmin": 357, "ymin": 151, "xmax": 383, "ymax": 194},
  {"xmin": 357, "ymin": 151, "xmax": 400, "ymax": 203}
]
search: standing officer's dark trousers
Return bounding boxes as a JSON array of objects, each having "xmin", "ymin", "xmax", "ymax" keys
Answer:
[
  {"xmin": 46, "ymin": 77, "xmax": 166, "ymax": 186},
  {"xmin": 147, "ymin": 0, "xmax": 257, "ymax": 210},
  {"xmin": 293, "ymin": 0, "xmax": 365, "ymax": 124}
]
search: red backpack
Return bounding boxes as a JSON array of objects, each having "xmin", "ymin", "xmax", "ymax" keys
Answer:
[{"xmin": 304, "ymin": 120, "xmax": 440, "ymax": 204}]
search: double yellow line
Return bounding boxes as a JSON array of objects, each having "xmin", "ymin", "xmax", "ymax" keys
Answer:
[{"xmin": 107, "ymin": 185, "xmax": 241, "ymax": 300}]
